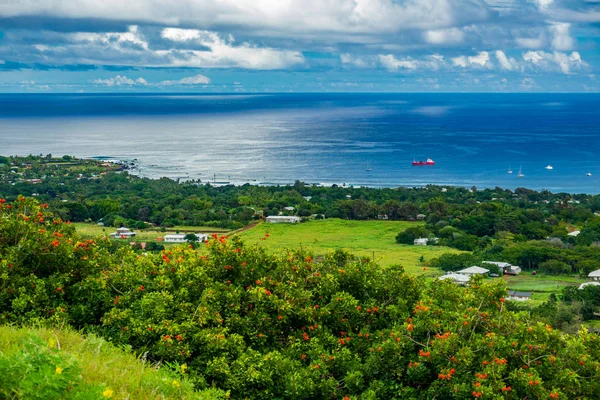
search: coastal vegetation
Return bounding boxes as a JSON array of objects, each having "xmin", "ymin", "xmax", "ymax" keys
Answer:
[{"xmin": 3, "ymin": 196, "xmax": 600, "ymax": 399}]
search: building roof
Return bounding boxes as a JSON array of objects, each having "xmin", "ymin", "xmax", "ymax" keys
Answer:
[
  {"xmin": 588, "ymin": 269, "xmax": 600, "ymax": 277},
  {"xmin": 507, "ymin": 290, "xmax": 532, "ymax": 297},
  {"xmin": 579, "ymin": 282, "xmax": 600, "ymax": 290},
  {"xmin": 483, "ymin": 261, "xmax": 511, "ymax": 268},
  {"xmin": 568, "ymin": 230, "xmax": 581, "ymax": 236},
  {"xmin": 458, "ymin": 266, "xmax": 490, "ymax": 275},
  {"xmin": 438, "ymin": 273, "xmax": 470, "ymax": 283},
  {"xmin": 266, "ymin": 215, "xmax": 300, "ymax": 220}
]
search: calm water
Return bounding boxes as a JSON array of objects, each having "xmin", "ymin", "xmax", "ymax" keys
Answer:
[{"xmin": 1, "ymin": 93, "xmax": 599, "ymax": 193}]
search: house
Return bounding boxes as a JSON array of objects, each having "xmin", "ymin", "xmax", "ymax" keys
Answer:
[
  {"xmin": 438, "ymin": 273, "xmax": 470, "ymax": 286},
  {"xmin": 303, "ymin": 196, "xmax": 312, "ymax": 202},
  {"xmin": 414, "ymin": 238, "xmax": 429, "ymax": 246},
  {"xmin": 506, "ymin": 291, "xmax": 532, "ymax": 301},
  {"xmin": 568, "ymin": 230, "xmax": 581, "ymax": 237},
  {"xmin": 588, "ymin": 269, "xmax": 600, "ymax": 281},
  {"xmin": 284, "ymin": 206, "xmax": 295, "ymax": 212},
  {"xmin": 457, "ymin": 266, "xmax": 490, "ymax": 276},
  {"xmin": 416, "ymin": 214, "xmax": 427, "ymax": 221},
  {"xmin": 109, "ymin": 227, "xmax": 136, "ymax": 239},
  {"xmin": 483, "ymin": 261, "xmax": 522, "ymax": 275},
  {"xmin": 163, "ymin": 233, "xmax": 208, "ymax": 243},
  {"xmin": 579, "ymin": 281, "xmax": 600, "ymax": 290},
  {"xmin": 266, "ymin": 216, "xmax": 301, "ymax": 224}
]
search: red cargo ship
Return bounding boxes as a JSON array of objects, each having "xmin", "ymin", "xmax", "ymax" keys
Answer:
[{"xmin": 412, "ymin": 158, "xmax": 435, "ymax": 166}]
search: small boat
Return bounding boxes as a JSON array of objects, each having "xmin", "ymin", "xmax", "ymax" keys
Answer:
[
  {"xmin": 507, "ymin": 165, "xmax": 513, "ymax": 174},
  {"xmin": 412, "ymin": 158, "xmax": 435, "ymax": 166},
  {"xmin": 587, "ymin": 172, "xmax": 592, "ymax": 177},
  {"xmin": 518, "ymin": 165, "xmax": 524, "ymax": 178},
  {"xmin": 365, "ymin": 162, "xmax": 372, "ymax": 172},
  {"xmin": 545, "ymin": 165, "xmax": 553, "ymax": 170}
]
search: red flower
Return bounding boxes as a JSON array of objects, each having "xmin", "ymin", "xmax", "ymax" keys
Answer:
[
  {"xmin": 56, "ymin": 287, "xmax": 62, "ymax": 292},
  {"xmin": 50, "ymin": 239, "xmax": 60, "ymax": 247},
  {"xmin": 139, "ymin": 285, "xmax": 145, "ymax": 291}
]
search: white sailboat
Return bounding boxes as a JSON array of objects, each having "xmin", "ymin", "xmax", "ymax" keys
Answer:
[
  {"xmin": 507, "ymin": 165, "xmax": 513, "ymax": 174},
  {"xmin": 365, "ymin": 162, "xmax": 372, "ymax": 172},
  {"xmin": 587, "ymin": 172, "xmax": 592, "ymax": 177},
  {"xmin": 517, "ymin": 165, "xmax": 524, "ymax": 178},
  {"xmin": 545, "ymin": 165, "xmax": 553, "ymax": 170}
]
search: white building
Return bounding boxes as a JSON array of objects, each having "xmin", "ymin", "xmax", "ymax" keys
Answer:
[
  {"xmin": 483, "ymin": 261, "xmax": 522, "ymax": 275},
  {"xmin": 110, "ymin": 227, "xmax": 136, "ymax": 239},
  {"xmin": 266, "ymin": 216, "xmax": 301, "ymax": 224},
  {"xmin": 438, "ymin": 273, "xmax": 470, "ymax": 286},
  {"xmin": 457, "ymin": 266, "xmax": 490, "ymax": 276},
  {"xmin": 588, "ymin": 269, "xmax": 600, "ymax": 281},
  {"xmin": 414, "ymin": 238, "xmax": 428, "ymax": 246},
  {"xmin": 163, "ymin": 233, "xmax": 208, "ymax": 243},
  {"xmin": 506, "ymin": 291, "xmax": 532, "ymax": 301},
  {"xmin": 568, "ymin": 230, "xmax": 581, "ymax": 237},
  {"xmin": 579, "ymin": 281, "xmax": 600, "ymax": 290}
]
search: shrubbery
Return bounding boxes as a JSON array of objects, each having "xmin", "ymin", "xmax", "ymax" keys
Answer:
[{"xmin": 2, "ymin": 197, "xmax": 600, "ymax": 398}]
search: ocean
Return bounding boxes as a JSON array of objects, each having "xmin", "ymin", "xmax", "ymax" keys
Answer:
[{"xmin": 1, "ymin": 93, "xmax": 599, "ymax": 193}]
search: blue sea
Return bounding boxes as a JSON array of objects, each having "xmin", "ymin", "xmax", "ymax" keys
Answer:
[{"xmin": 1, "ymin": 93, "xmax": 599, "ymax": 193}]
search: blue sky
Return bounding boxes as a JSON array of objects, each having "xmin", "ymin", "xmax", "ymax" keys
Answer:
[{"xmin": 0, "ymin": 0, "xmax": 598, "ymax": 92}]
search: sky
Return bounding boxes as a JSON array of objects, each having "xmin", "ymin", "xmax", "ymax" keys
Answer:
[{"xmin": 0, "ymin": 0, "xmax": 598, "ymax": 93}]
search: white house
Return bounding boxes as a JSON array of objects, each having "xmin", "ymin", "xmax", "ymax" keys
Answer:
[
  {"xmin": 578, "ymin": 281, "xmax": 600, "ymax": 290},
  {"xmin": 588, "ymin": 269, "xmax": 600, "ymax": 281},
  {"xmin": 110, "ymin": 227, "xmax": 136, "ymax": 239},
  {"xmin": 414, "ymin": 238, "xmax": 428, "ymax": 246},
  {"xmin": 506, "ymin": 291, "xmax": 532, "ymax": 301},
  {"xmin": 457, "ymin": 266, "xmax": 490, "ymax": 276},
  {"xmin": 568, "ymin": 230, "xmax": 581, "ymax": 237},
  {"xmin": 483, "ymin": 261, "xmax": 522, "ymax": 275},
  {"xmin": 283, "ymin": 206, "xmax": 295, "ymax": 212},
  {"xmin": 438, "ymin": 273, "xmax": 470, "ymax": 286},
  {"xmin": 163, "ymin": 233, "xmax": 208, "ymax": 243},
  {"xmin": 266, "ymin": 216, "xmax": 301, "ymax": 224}
]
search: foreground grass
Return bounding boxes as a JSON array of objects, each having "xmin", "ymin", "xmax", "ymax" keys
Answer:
[
  {"xmin": 236, "ymin": 219, "xmax": 459, "ymax": 274},
  {"xmin": 0, "ymin": 326, "xmax": 212, "ymax": 399}
]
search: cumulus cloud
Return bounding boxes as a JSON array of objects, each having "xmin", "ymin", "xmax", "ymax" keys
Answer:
[
  {"xmin": 495, "ymin": 50, "xmax": 521, "ymax": 71},
  {"xmin": 549, "ymin": 22, "xmax": 573, "ymax": 51},
  {"xmin": 523, "ymin": 50, "xmax": 587, "ymax": 74},
  {"xmin": 515, "ymin": 36, "xmax": 545, "ymax": 49},
  {"xmin": 424, "ymin": 27, "xmax": 465, "ymax": 45},
  {"xmin": 378, "ymin": 53, "xmax": 445, "ymax": 71},
  {"xmin": 452, "ymin": 51, "xmax": 491, "ymax": 68},
  {"xmin": 160, "ymin": 74, "xmax": 211, "ymax": 85},
  {"xmin": 91, "ymin": 75, "xmax": 139, "ymax": 86},
  {"xmin": 340, "ymin": 53, "xmax": 373, "ymax": 68}
]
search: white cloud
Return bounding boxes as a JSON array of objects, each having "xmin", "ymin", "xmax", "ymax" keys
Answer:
[
  {"xmin": 520, "ymin": 77, "xmax": 536, "ymax": 89},
  {"xmin": 135, "ymin": 77, "xmax": 149, "ymax": 86},
  {"xmin": 0, "ymin": 1, "xmax": 490, "ymax": 37},
  {"xmin": 378, "ymin": 53, "xmax": 445, "ymax": 71},
  {"xmin": 160, "ymin": 74, "xmax": 211, "ymax": 85},
  {"xmin": 549, "ymin": 22, "xmax": 573, "ymax": 51},
  {"xmin": 72, "ymin": 25, "xmax": 149, "ymax": 50},
  {"xmin": 515, "ymin": 36, "xmax": 545, "ymax": 49},
  {"xmin": 424, "ymin": 27, "xmax": 465, "ymax": 45},
  {"xmin": 533, "ymin": 0, "xmax": 554, "ymax": 10},
  {"xmin": 452, "ymin": 51, "xmax": 491, "ymax": 68},
  {"xmin": 523, "ymin": 50, "xmax": 587, "ymax": 74},
  {"xmin": 495, "ymin": 50, "xmax": 521, "ymax": 71},
  {"xmin": 340, "ymin": 53, "xmax": 373, "ymax": 68},
  {"xmin": 91, "ymin": 75, "xmax": 140, "ymax": 86},
  {"xmin": 158, "ymin": 28, "xmax": 304, "ymax": 69}
]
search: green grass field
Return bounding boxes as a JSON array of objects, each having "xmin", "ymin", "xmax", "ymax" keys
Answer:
[
  {"xmin": 235, "ymin": 219, "xmax": 460, "ymax": 274},
  {"xmin": 73, "ymin": 223, "xmax": 229, "ymax": 242}
]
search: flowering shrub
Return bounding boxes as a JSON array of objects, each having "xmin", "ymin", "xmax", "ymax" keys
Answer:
[{"xmin": 2, "ymin": 197, "xmax": 600, "ymax": 398}]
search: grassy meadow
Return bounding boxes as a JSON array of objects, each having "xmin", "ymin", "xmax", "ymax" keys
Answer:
[
  {"xmin": 235, "ymin": 219, "xmax": 460, "ymax": 274},
  {"xmin": 72, "ymin": 223, "xmax": 229, "ymax": 242}
]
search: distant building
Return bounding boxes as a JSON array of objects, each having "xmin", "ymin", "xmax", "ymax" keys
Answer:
[
  {"xmin": 416, "ymin": 214, "xmax": 427, "ymax": 221},
  {"xmin": 438, "ymin": 273, "xmax": 470, "ymax": 286},
  {"xmin": 483, "ymin": 261, "xmax": 522, "ymax": 275},
  {"xmin": 163, "ymin": 233, "xmax": 208, "ymax": 243},
  {"xmin": 457, "ymin": 266, "xmax": 489, "ymax": 276},
  {"xmin": 506, "ymin": 291, "xmax": 532, "ymax": 301},
  {"xmin": 266, "ymin": 216, "xmax": 301, "ymax": 224},
  {"xmin": 414, "ymin": 238, "xmax": 428, "ymax": 246},
  {"xmin": 568, "ymin": 230, "xmax": 581, "ymax": 237},
  {"xmin": 579, "ymin": 282, "xmax": 600, "ymax": 290},
  {"xmin": 110, "ymin": 227, "xmax": 136, "ymax": 239},
  {"xmin": 588, "ymin": 269, "xmax": 600, "ymax": 281},
  {"xmin": 284, "ymin": 206, "xmax": 295, "ymax": 212}
]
